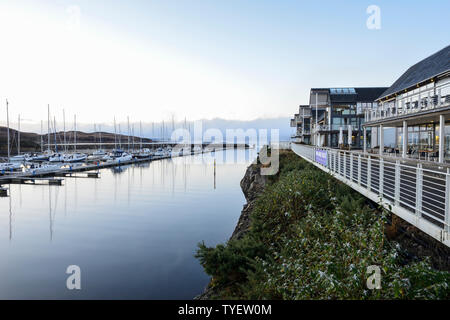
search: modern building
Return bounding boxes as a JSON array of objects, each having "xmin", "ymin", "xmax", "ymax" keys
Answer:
[
  {"xmin": 290, "ymin": 105, "xmax": 312, "ymax": 144},
  {"xmin": 290, "ymin": 44, "xmax": 450, "ymax": 248},
  {"xmin": 309, "ymin": 87, "xmax": 388, "ymax": 149},
  {"xmin": 364, "ymin": 45, "xmax": 450, "ymax": 163}
]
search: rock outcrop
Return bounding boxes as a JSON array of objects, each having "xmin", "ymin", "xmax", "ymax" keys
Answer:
[
  {"xmin": 229, "ymin": 163, "xmax": 268, "ymax": 241},
  {"xmin": 195, "ymin": 162, "xmax": 267, "ymax": 299}
]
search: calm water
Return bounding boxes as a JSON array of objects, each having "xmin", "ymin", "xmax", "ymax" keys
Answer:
[{"xmin": 0, "ymin": 149, "xmax": 257, "ymax": 299}]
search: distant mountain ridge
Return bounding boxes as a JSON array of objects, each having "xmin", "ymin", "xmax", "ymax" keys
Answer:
[{"xmin": 0, "ymin": 126, "xmax": 153, "ymax": 155}]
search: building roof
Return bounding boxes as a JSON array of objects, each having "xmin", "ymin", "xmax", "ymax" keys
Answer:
[
  {"xmin": 310, "ymin": 87, "xmax": 388, "ymax": 104},
  {"xmin": 378, "ymin": 45, "xmax": 450, "ymax": 100},
  {"xmin": 354, "ymin": 87, "xmax": 388, "ymax": 102}
]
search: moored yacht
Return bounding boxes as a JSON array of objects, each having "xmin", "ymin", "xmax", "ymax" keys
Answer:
[
  {"xmin": 64, "ymin": 153, "xmax": 87, "ymax": 163},
  {"xmin": 106, "ymin": 152, "xmax": 133, "ymax": 164},
  {"xmin": 30, "ymin": 151, "xmax": 52, "ymax": 162},
  {"xmin": 0, "ymin": 162, "xmax": 22, "ymax": 171},
  {"xmin": 49, "ymin": 153, "xmax": 66, "ymax": 162},
  {"xmin": 26, "ymin": 163, "xmax": 62, "ymax": 175},
  {"xmin": 154, "ymin": 148, "xmax": 164, "ymax": 157},
  {"xmin": 137, "ymin": 148, "xmax": 152, "ymax": 158},
  {"xmin": 9, "ymin": 154, "xmax": 27, "ymax": 162},
  {"xmin": 88, "ymin": 149, "xmax": 107, "ymax": 161}
]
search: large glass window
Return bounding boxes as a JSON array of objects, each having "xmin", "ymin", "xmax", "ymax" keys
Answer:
[
  {"xmin": 446, "ymin": 125, "xmax": 450, "ymax": 161},
  {"xmin": 407, "ymin": 125, "xmax": 436, "ymax": 153}
]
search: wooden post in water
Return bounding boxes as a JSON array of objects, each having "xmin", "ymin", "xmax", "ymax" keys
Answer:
[{"xmin": 214, "ymin": 158, "xmax": 216, "ymax": 189}]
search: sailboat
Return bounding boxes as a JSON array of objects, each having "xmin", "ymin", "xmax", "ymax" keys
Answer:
[
  {"xmin": 94, "ymin": 124, "xmax": 106, "ymax": 156},
  {"xmin": 136, "ymin": 122, "xmax": 152, "ymax": 158},
  {"xmin": 88, "ymin": 123, "xmax": 106, "ymax": 161},
  {"xmin": 48, "ymin": 115, "xmax": 65, "ymax": 162},
  {"xmin": 29, "ymin": 120, "xmax": 51, "ymax": 161},
  {"xmin": 107, "ymin": 117, "xmax": 124, "ymax": 159},
  {"xmin": 9, "ymin": 115, "xmax": 28, "ymax": 162},
  {"xmin": 64, "ymin": 114, "xmax": 87, "ymax": 163},
  {"xmin": 137, "ymin": 148, "xmax": 152, "ymax": 158},
  {"xmin": 26, "ymin": 163, "xmax": 62, "ymax": 175},
  {"xmin": 106, "ymin": 152, "xmax": 133, "ymax": 164},
  {"xmin": 0, "ymin": 162, "xmax": 22, "ymax": 171},
  {"xmin": 64, "ymin": 153, "xmax": 87, "ymax": 163},
  {"xmin": 1, "ymin": 100, "xmax": 22, "ymax": 171}
]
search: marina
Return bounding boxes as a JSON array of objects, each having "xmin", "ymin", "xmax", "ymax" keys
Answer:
[
  {"xmin": 0, "ymin": 148, "xmax": 257, "ymax": 299},
  {"xmin": 0, "ymin": 145, "xmax": 245, "ymax": 191}
]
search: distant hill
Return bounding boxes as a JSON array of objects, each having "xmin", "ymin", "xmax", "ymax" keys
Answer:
[{"xmin": 0, "ymin": 126, "xmax": 153, "ymax": 156}]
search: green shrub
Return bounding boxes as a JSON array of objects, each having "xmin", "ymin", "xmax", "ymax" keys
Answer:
[
  {"xmin": 196, "ymin": 151, "xmax": 450, "ymax": 299},
  {"xmin": 196, "ymin": 237, "xmax": 267, "ymax": 287}
]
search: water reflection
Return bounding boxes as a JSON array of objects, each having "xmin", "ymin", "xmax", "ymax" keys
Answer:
[
  {"xmin": 8, "ymin": 187, "xmax": 12, "ymax": 241},
  {"xmin": 0, "ymin": 148, "xmax": 257, "ymax": 299}
]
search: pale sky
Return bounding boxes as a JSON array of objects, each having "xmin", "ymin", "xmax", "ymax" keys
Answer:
[{"xmin": 0, "ymin": 0, "xmax": 449, "ymax": 131}]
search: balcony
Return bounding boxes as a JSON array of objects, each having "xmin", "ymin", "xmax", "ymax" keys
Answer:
[
  {"xmin": 312, "ymin": 125, "xmax": 330, "ymax": 134},
  {"xmin": 365, "ymin": 94, "xmax": 450, "ymax": 124},
  {"xmin": 291, "ymin": 129, "xmax": 311, "ymax": 138}
]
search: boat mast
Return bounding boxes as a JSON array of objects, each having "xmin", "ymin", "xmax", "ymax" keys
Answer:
[
  {"xmin": 63, "ymin": 109, "xmax": 67, "ymax": 153},
  {"xmin": 171, "ymin": 114, "xmax": 174, "ymax": 143},
  {"xmin": 140, "ymin": 121, "xmax": 143, "ymax": 150},
  {"xmin": 74, "ymin": 114, "xmax": 77, "ymax": 153},
  {"xmin": 40, "ymin": 120, "xmax": 43, "ymax": 152},
  {"xmin": 53, "ymin": 116, "xmax": 58, "ymax": 153},
  {"xmin": 127, "ymin": 116, "xmax": 130, "ymax": 152},
  {"xmin": 99, "ymin": 124, "xmax": 102, "ymax": 150},
  {"xmin": 47, "ymin": 104, "xmax": 51, "ymax": 153},
  {"xmin": 6, "ymin": 99, "xmax": 10, "ymax": 160},
  {"xmin": 93, "ymin": 123, "xmax": 96, "ymax": 151},
  {"xmin": 17, "ymin": 114, "xmax": 20, "ymax": 155},
  {"xmin": 118, "ymin": 123, "xmax": 122, "ymax": 149},
  {"xmin": 132, "ymin": 123, "xmax": 135, "ymax": 151},
  {"xmin": 114, "ymin": 117, "xmax": 117, "ymax": 150}
]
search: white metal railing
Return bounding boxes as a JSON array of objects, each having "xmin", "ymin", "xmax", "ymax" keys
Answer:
[{"xmin": 291, "ymin": 143, "xmax": 450, "ymax": 247}]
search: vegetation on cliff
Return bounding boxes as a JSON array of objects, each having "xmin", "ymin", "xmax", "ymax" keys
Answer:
[{"xmin": 196, "ymin": 151, "xmax": 450, "ymax": 299}]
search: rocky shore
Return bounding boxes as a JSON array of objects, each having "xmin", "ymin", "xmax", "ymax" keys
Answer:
[
  {"xmin": 195, "ymin": 162, "xmax": 266, "ymax": 299},
  {"xmin": 229, "ymin": 163, "xmax": 268, "ymax": 241},
  {"xmin": 196, "ymin": 151, "xmax": 450, "ymax": 299}
]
